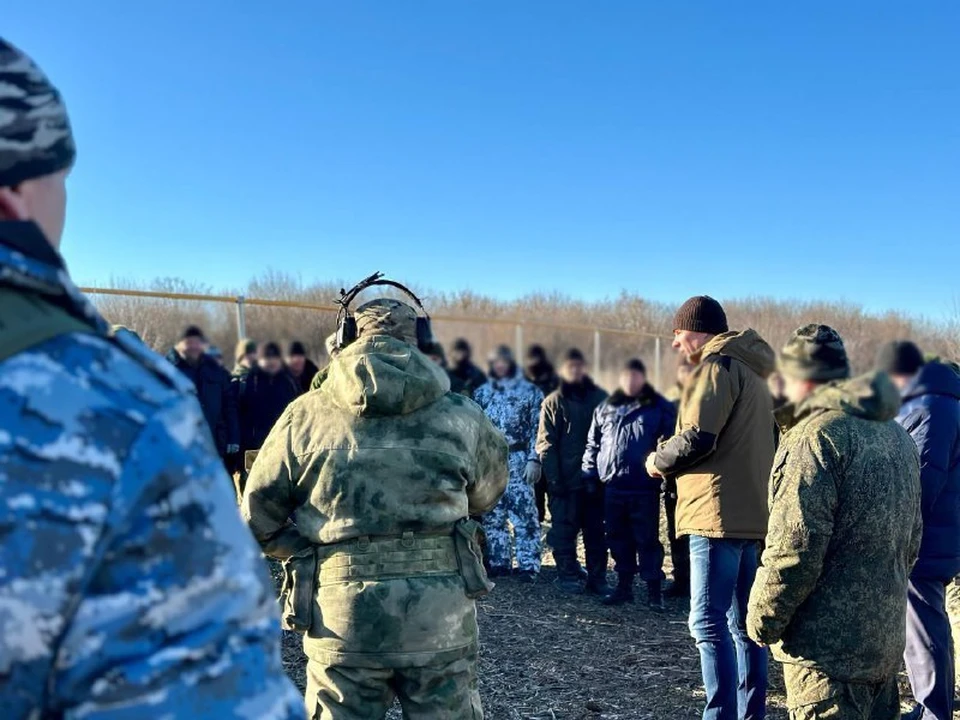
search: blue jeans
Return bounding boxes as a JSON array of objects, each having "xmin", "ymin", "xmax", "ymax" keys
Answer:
[
  {"xmin": 689, "ymin": 536, "xmax": 768, "ymax": 720},
  {"xmin": 904, "ymin": 575, "xmax": 955, "ymax": 720}
]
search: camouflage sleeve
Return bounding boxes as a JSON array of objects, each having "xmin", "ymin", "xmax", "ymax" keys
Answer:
[
  {"xmin": 528, "ymin": 386, "xmax": 545, "ymax": 461},
  {"xmin": 53, "ymin": 396, "xmax": 303, "ymax": 719},
  {"xmin": 654, "ymin": 359, "xmax": 737, "ymax": 475},
  {"xmin": 746, "ymin": 435, "xmax": 838, "ymax": 646},
  {"xmin": 241, "ymin": 408, "xmax": 312, "ymax": 560},
  {"xmin": 581, "ymin": 406, "xmax": 603, "ymax": 480},
  {"xmin": 536, "ymin": 395, "xmax": 563, "ymax": 492},
  {"xmin": 309, "ymin": 365, "xmax": 329, "ymax": 392},
  {"xmin": 467, "ymin": 412, "xmax": 510, "ymax": 515}
]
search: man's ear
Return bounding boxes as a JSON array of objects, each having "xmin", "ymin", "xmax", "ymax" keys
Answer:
[{"xmin": 0, "ymin": 185, "xmax": 30, "ymax": 221}]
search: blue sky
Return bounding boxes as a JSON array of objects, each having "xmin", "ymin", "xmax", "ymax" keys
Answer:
[{"xmin": 7, "ymin": 2, "xmax": 959, "ymax": 319}]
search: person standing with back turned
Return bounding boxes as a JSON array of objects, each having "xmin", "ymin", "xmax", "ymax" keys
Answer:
[
  {"xmin": 242, "ymin": 279, "xmax": 509, "ymax": 720},
  {"xmin": 647, "ymin": 296, "xmax": 775, "ymax": 720},
  {"xmin": 0, "ymin": 37, "xmax": 302, "ymax": 719},
  {"xmin": 748, "ymin": 326, "xmax": 922, "ymax": 720}
]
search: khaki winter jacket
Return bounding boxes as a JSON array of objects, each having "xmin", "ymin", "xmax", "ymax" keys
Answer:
[{"xmin": 654, "ymin": 330, "xmax": 776, "ymax": 539}]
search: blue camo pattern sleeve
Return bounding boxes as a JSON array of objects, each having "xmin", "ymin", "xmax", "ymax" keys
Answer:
[{"xmin": 0, "ymin": 332, "xmax": 303, "ymax": 720}]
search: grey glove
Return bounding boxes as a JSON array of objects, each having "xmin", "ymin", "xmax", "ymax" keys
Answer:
[
  {"xmin": 525, "ymin": 460, "xmax": 542, "ymax": 486},
  {"xmin": 226, "ymin": 444, "xmax": 240, "ymax": 455}
]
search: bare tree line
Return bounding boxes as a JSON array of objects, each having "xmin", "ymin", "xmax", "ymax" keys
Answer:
[{"xmin": 91, "ymin": 271, "xmax": 958, "ymax": 389}]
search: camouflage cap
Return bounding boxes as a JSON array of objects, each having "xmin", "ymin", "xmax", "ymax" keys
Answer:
[
  {"xmin": 0, "ymin": 39, "xmax": 76, "ymax": 188},
  {"xmin": 779, "ymin": 323, "xmax": 851, "ymax": 382},
  {"xmin": 354, "ymin": 298, "xmax": 418, "ymax": 344}
]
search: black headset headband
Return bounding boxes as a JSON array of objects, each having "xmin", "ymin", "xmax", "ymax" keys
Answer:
[
  {"xmin": 335, "ymin": 272, "xmax": 433, "ymax": 351},
  {"xmin": 336, "ymin": 272, "xmax": 429, "ymax": 319}
]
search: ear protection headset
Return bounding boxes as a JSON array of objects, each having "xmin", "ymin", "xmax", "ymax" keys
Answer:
[{"xmin": 335, "ymin": 272, "xmax": 434, "ymax": 351}]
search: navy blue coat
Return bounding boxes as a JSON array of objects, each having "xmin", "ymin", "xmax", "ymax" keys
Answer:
[
  {"xmin": 897, "ymin": 362, "xmax": 960, "ymax": 579},
  {"xmin": 166, "ymin": 350, "xmax": 239, "ymax": 457},
  {"xmin": 582, "ymin": 387, "xmax": 676, "ymax": 493}
]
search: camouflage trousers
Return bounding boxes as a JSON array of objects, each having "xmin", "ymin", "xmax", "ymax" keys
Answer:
[
  {"xmin": 305, "ymin": 648, "xmax": 483, "ymax": 720},
  {"xmin": 783, "ymin": 665, "xmax": 899, "ymax": 720},
  {"xmin": 482, "ymin": 453, "xmax": 542, "ymax": 572}
]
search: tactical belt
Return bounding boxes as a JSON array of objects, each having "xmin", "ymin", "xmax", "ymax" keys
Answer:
[{"xmin": 316, "ymin": 531, "xmax": 459, "ymax": 584}]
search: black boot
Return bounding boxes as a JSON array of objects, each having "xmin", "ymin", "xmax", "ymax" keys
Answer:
[
  {"xmin": 585, "ymin": 574, "xmax": 612, "ymax": 597},
  {"xmin": 647, "ymin": 581, "xmax": 665, "ymax": 612},
  {"xmin": 602, "ymin": 576, "xmax": 635, "ymax": 606},
  {"xmin": 663, "ymin": 577, "xmax": 690, "ymax": 599}
]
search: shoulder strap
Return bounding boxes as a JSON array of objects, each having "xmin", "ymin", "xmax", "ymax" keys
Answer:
[{"xmin": 0, "ymin": 287, "xmax": 93, "ymax": 363}]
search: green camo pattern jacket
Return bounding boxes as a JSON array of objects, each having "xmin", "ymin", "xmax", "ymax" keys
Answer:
[{"xmin": 747, "ymin": 372, "xmax": 922, "ymax": 682}]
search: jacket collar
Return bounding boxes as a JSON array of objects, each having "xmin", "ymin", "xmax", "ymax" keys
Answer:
[{"xmin": 0, "ymin": 220, "xmax": 107, "ymax": 333}]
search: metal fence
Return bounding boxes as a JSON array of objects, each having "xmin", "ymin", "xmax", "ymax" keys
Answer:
[{"xmin": 81, "ymin": 287, "xmax": 672, "ymax": 389}]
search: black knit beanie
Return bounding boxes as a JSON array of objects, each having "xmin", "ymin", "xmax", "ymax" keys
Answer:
[
  {"xmin": 563, "ymin": 348, "xmax": 586, "ymax": 364},
  {"xmin": 673, "ymin": 296, "xmax": 729, "ymax": 335},
  {"xmin": 452, "ymin": 338, "xmax": 471, "ymax": 353},
  {"xmin": 288, "ymin": 341, "xmax": 307, "ymax": 357},
  {"xmin": 624, "ymin": 358, "xmax": 646, "ymax": 374},
  {"xmin": 182, "ymin": 325, "xmax": 205, "ymax": 341},
  {"xmin": 876, "ymin": 341, "xmax": 924, "ymax": 376},
  {"xmin": 261, "ymin": 342, "xmax": 282, "ymax": 359}
]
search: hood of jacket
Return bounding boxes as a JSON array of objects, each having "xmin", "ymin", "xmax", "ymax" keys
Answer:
[
  {"xmin": 778, "ymin": 372, "xmax": 901, "ymax": 431},
  {"xmin": 701, "ymin": 329, "xmax": 776, "ymax": 379},
  {"xmin": 321, "ymin": 334, "xmax": 450, "ymax": 417},
  {"xmin": 903, "ymin": 361, "xmax": 960, "ymax": 403}
]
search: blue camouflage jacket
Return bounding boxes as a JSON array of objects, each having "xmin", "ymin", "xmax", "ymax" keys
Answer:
[
  {"xmin": 474, "ymin": 371, "xmax": 544, "ymax": 460},
  {"xmin": 0, "ymin": 221, "xmax": 302, "ymax": 719}
]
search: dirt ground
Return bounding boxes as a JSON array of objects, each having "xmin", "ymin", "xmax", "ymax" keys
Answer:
[{"xmin": 276, "ymin": 520, "xmax": 960, "ymax": 719}]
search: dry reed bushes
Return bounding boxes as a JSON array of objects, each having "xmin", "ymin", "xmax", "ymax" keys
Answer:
[{"xmin": 90, "ymin": 272, "xmax": 956, "ymax": 388}]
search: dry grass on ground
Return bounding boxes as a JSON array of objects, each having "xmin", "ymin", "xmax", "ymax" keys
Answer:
[{"xmin": 273, "ymin": 522, "xmax": 960, "ymax": 719}]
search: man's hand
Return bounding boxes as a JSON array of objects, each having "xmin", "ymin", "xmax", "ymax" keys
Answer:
[
  {"xmin": 227, "ymin": 444, "xmax": 240, "ymax": 455},
  {"xmin": 645, "ymin": 453, "xmax": 663, "ymax": 479},
  {"xmin": 525, "ymin": 460, "xmax": 542, "ymax": 486}
]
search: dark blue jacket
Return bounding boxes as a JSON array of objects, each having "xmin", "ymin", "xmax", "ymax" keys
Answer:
[
  {"xmin": 897, "ymin": 362, "xmax": 960, "ymax": 579},
  {"xmin": 582, "ymin": 386, "xmax": 676, "ymax": 493},
  {"xmin": 166, "ymin": 350, "xmax": 239, "ymax": 457}
]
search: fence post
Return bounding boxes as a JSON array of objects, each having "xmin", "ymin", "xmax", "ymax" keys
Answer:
[
  {"xmin": 236, "ymin": 296, "xmax": 247, "ymax": 339},
  {"xmin": 593, "ymin": 330, "xmax": 601, "ymax": 377},
  {"xmin": 515, "ymin": 324, "xmax": 524, "ymax": 360},
  {"xmin": 654, "ymin": 336, "xmax": 662, "ymax": 390}
]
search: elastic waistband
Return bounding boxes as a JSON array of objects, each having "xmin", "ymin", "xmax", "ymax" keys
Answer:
[{"xmin": 317, "ymin": 531, "xmax": 459, "ymax": 584}]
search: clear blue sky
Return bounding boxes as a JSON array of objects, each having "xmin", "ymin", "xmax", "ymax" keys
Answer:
[{"xmin": 7, "ymin": 2, "xmax": 959, "ymax": 319}]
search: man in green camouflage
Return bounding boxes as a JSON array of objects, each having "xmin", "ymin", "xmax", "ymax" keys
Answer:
[
  {"xmin": 747, "ymin": 324, "xmax": 923, "ymax": 720},
  {"xmin": 242, "ymin": 297, "xmax": 509, "ymax": 719}
]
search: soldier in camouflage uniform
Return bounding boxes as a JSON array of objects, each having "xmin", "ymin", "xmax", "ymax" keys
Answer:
[
  {"xmin": 242, "ymin": 297, "xmax": 509, "ymax": 719},
  {"xmin": 747, "ymin": 325, "xmax": 923, "ymax": 720},
  {"xmin": 474, "ymin": 345, "xmax": 546, "ymax": 581},
  {"xmin": 0, "ymin": 38, "xmax": 302, "ymax": 719}
]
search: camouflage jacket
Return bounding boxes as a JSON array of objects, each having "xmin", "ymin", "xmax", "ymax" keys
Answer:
[
  {"xmin": 0, "ymin": 221, "xmax": 302, "ymax": 719},
  {"xmin": 474, "ymin": 372, "xmax": 544, "ymax": 460},
  {"xmin": 242, "ymin": 335, "xmax": 508, "ymax": 665},
  {"xmin": 747, "ymin": 372, "xmax": 922, "ymax": 682}
]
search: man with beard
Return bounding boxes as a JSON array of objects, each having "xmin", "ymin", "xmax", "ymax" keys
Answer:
[
  {"xmin": 448, "ymin": 338, "xmax": 487, "ymax": 399},
  {"xmin": 537, "ymin": 348, "xmax": 609, "ymax": 594}
]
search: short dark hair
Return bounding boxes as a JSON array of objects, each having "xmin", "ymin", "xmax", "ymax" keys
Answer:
[
  {"xmin": 261, "ymin": 342, "xmax": 282, "ymax": 359},
  {"xmin": 876, "ymin": 340, "xmax": 924, "ymax": 376},
  {"xmin": 623, "ymin": 358, "xmax": 646, "ymax": 374},
  {"xmin": 288, "ymin": 341, "xmax": 307, "ymax": 357}
]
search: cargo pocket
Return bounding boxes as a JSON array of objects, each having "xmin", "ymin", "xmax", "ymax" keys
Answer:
[
  {"xmin": 453, "ymin": 518, "xmax": 495, "ymax": 599},
  {"xmin": 280, "ymin": 548, "xmax": 317, "ymax": 633}
]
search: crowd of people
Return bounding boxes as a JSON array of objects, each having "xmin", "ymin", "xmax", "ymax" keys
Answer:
[
  {"xmin": 4, "ymin": 36, "xmax": 960, "ymax": 720},
  {"xmin": 162, "ymin": 306, "xmax": 960, "ymax": 720}
]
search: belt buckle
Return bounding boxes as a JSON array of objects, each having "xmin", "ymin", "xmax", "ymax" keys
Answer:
[{"xmin": 400, "ymin": 531, "xmax": 415, "ymax": 549}]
